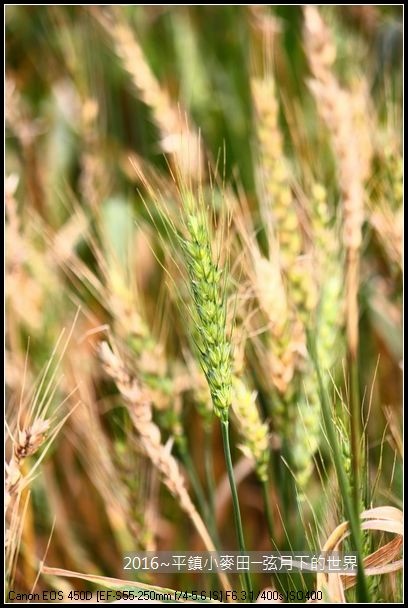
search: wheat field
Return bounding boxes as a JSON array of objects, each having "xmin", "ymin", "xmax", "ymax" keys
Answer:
[{"xmin": 5, "ymin": 5, "xmax": 403, "ymax": 604}]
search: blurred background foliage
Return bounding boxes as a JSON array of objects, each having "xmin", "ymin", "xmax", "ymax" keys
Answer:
[{"xmin": 5, "ymin": 5, "xmax": 402, "ymax": 602}]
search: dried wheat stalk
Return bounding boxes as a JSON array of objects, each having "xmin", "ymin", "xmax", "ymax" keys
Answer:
[{"xmin": 98, "ymin": 341, "xmax": 231, "ymax": 592}]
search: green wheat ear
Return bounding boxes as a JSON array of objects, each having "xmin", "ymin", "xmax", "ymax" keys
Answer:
[
  {"xmin": 232, "ymin": 376, "xmax": 269, "ymax": 483},
  {"xmin": 181, "ymin": 196, "xmax": 232, "ymax": 422},
  {"xmin": 177, "ymin": 189, "xmax": 252, "ymax": 596}
]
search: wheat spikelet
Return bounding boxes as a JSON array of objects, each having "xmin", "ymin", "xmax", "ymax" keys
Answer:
[
  {"xmin": 252, "ymin": 77, "xmax": 318, "ymax": 322},
  {"xmin": 289, "ymin": 373, "xmax": 320, "ymax": 493},
  {"xmin": 252, "ymin": 77, "xmax": 302, "ymax": 266},
  {"xmin": 288, "ymin": 181, "xmax": 344, "ymax": 490},
  {"xmin": 5, "ymin": 419, "xmax": 50, "ymax": 513},
  {"xmin": 309, "ymin": 183, "xmax": 334, "ymax": 263},
  {"xmin": 309, "ymin": 183, "xmax": 344, "ymax": 371},
  {"xmin": 14, "ymin": 418, "xmax": 51, "ymax": 463},
  {"xmin": 234, "ymin": 214, "xmax": 304, "ymax": 425},
  {"xmin": 285, "ymin": 257, "xmax": 318, "ymax": 320},
  {"xmin": 232, "ymin": 377, "xmax": 270, "ymax": 483},
  {"xmin": 252, "ymin": 251, "xmax": 304, "ymax": 398}
]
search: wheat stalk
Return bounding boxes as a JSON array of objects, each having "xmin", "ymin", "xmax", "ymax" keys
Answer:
[
  {"xmin": 173, "ymin": 186, "xmax": 253, "ymax": 594},
  {"xmin": 252, "ymin": 77, "xmax": 302, "ymax": 267},
  {"xmin": 303, "ymin": 5, "xmax": 364, "ymax": 359},
  {"xmin": 303, "ymin": 4, "xmax": 368, "ymax": 515}
]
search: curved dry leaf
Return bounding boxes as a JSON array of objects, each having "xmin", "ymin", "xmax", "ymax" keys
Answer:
[{"xmin": 315, "ymin": 506, "xmax": 403, "ymax": 603}]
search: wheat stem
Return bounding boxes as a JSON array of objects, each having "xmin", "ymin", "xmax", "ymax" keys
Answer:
[
  {"xmin": 221, "ymin": 419, "xmax": 253, "ymax": 597},
  {"xmin": 261, "ymin": 479, "xmax": 275, "ymax": 547},
  {"xmin": 204, "ymin": 424, "xmax": 218, "ymax": 543},
  {"xmin": 178, "ymin": 445, "xmax": 220, "ymax": 547},
  {"xmin": 349, "ymin": 353, "xmax": 362, "ymax": 512}
]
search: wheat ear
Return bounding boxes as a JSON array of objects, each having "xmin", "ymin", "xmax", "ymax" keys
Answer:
[
  {"xmin": 304, "ymin": 4, "xmax": 366, "ymax": 511},
  {"xmin": 232, "ymin": 377, "xmax": 269, "ymax": 483},
  {"xmin": 91, "ymin": 8, "xmax": 202, "ymax": 179},
  {"xmin": 181, "ymin": 194, "xmax": 233, "ymax": 422},
  {"xmin": 303, "ymin": 5, "xmax": 364, "ymax": 358},
  {"xmin": 177, "ymin": 189, "xmax": 253, "ymax": 595},
  {"xmin": 252, "ymin": 77, "xmax": 317, "ymax": 318}
]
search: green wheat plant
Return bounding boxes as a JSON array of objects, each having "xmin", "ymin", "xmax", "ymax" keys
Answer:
[
  {"xmin": 154, "ymin": 181, "xmax": 254, "ymax": 596},
  {"xmin": 5, "ymin": 5, "xmax": 402, "ymax": 604}
]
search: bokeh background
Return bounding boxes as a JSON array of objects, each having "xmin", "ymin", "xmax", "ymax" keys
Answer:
[{"xmin": 6, "ymin": 5, "xmax": 402, "ymax": 603}]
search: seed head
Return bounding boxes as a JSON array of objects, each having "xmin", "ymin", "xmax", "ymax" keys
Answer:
[{"xmin": 182, "ymin": 201, "xmax": 232, "ymax": 421}]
